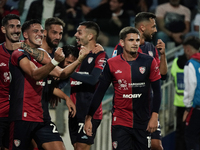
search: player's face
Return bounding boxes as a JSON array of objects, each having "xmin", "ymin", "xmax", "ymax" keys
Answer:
[
  {"xmin": 109, "ymin": 0, "xmax": 122, "ymax": 12},
  {"xmin": 24, "ymin": 23, "xmax": 44, "ymax": 48},
  {"xmin": 3, "ymin": 19, "xmax": 21, "ymax": 43},
  {"xmin": 46, "ymin": 24, "xmax": 63, "ymax": 48},
  {"xmin": 67, "ymin": 0, "xmax": 79, "ymax": 7},
  {"xmin": 170, "ymin": 0, "xmax": 180, "ymax": 6},
  {"xmin": 74, "ymin": 25, "xmax": 89, "ymax": 47},
  {"xmin": 62, "ymin": 54, "xmax": 77, "ymax": 67},
  {"xmin": 122, "ymin": 33, "xmax": 140, "ymax": 54},
  {"xmin": 143, "ymin": 18, "xmax": 157, "ymax": 41}
]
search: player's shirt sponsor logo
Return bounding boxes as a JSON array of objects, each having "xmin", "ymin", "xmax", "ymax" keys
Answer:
[
  {"xmin": 123, "ymin": 94, "xmax": 142, "ymax": 98},
  {"xmin": 0, "ymin": 62, "xmax": 6, "ymax": 66},
  {"xmin": 115, "ymin": 70, "xmax": 122, "ymax": 74},
  {"xmin": 98, "ymin": 58, "xmax": 107, "ymax": 67},
  {"xmin": 36, "ymin": 81, "xmax": 45, "ymax": 86},
  {"xmin": 128, "ymin": 82, "xmax": 145, "ymax": 88},
  {"xmin": 71, "ymin": 81, "xmax": 82, "ymax": 85},
  {"xmin": 118, "ymin": 79, "xmax": 128, "ymax": 90}
]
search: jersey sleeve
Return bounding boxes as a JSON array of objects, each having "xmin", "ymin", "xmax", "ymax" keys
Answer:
[
  {"xmin": 88, "ymin": 62, "xmax": 112, "ymax": 117},
  {"xmin": 183, "ymin": 62, "xmax": 196, "ymax": 108},
  {"xmin": 149, "ymin": 58, "xmax": 161, "ymax": 82},
  {"xmin": 154, "ymin": 48, "xmax": 161, "ymax": 67},
  {"xmin": 10, "ymin": 49, "xmax": 27, "ymax": 67},
  {"xmin": 112, "ymin": 43, "xmax": 123, "ymax": 57},
  {"xmin": 94, "ymin": 52, "xmax": 108, "ymax": 70}
]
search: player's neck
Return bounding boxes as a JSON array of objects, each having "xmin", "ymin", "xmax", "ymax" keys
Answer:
[
  {"xmin": 122, "ymin": 51, "xmax": 138, "ymax": 61},
  {"xmin": 41, "ymin": 40, "xmax": 53, "ymax": 54},
  {"xmin": 140, "ymin": 36, "xmax": 145, "ymax": 45},
  {"xmin": 87, "ymin": 41, "xmax": 96, "ymax": 53},
  {"xmin": 5, "ymin": 40, "xmax": 19, "ymax": 50}
]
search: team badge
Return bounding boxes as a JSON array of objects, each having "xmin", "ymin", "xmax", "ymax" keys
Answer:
[
  {"xmin": 148, "ymin": 51, "xmax": 153, "ymax": 57},
  {"xmin": 14, "ymin": 139, "xmax": 21, "ymax": 147},
  {"xmin": 88, "ymin": 57, "xmax": 93, "ymax": 64},
  {"xmin": 112, "ymin": 141, "xmax": 118, "ymax": 149},
  {"xmin": 139, "ymin": 67, "xmax": 146, "ymax": 74}
]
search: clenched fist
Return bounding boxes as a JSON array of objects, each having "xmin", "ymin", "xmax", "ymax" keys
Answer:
[{"xmin": 54, "ymin": 47, "xmax": 65, "ymax": 62}]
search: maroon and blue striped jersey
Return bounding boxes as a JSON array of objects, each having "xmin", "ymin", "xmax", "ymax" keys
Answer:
[
  {"xmin": 9, "ymin": 49, "xmax": 44, "ymax": 122},
  {"xmin": 0, "ymin": 43, "xmax": 12, "ymax": 119}
]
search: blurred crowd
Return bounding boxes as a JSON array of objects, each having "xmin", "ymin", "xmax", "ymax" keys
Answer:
[{"xmin": 2, "ymin": 0, "xmax": 200, "ymax": 48}]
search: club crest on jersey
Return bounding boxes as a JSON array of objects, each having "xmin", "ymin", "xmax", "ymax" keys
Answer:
[
  {"xmin": 148, "ymin": 51, "xmax": 153, "ymax": 57},
  {"xmin": 112, "ymin": 141, "xmax": 118, "ymax": 149},
  {"xmin": 88, "ymin": 57, "xmax": 93, "ymax": 64},
  {"xmin": 139, "ymin": 67, "xmax": 146, "ymax": 74},
  {"xmin": 14, "ymin": 139, "xmax": 21, "ymax": 147}
]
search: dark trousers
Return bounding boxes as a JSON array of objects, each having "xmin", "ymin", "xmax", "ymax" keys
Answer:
[{"xmin": 175, "ymin": 106, "xmax": 187, "ymax": 150}]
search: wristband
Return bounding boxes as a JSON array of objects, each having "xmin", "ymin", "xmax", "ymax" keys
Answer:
[{"xmin": 51, "ymin": 58, "xmax": 59, "ymax": 66}]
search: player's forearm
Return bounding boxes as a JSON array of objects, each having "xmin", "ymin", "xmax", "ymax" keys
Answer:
[
  {"xmin": 21, "ymin": 43, "xmax": 51, "ymax": 64},
  {"xmin": 32, "ymin": 61, "xmax": 56, "ymax": 80},
  {"xmin": 59, "ymin": 59, "xmax": 81, "ymax": 79},
  {"xmin": 53, "ymin": 87, "xmax": 69, "ymax": 100},
  {"xmin": 159, "ymin": 54, "xmax": 168, "ymax": 75}
]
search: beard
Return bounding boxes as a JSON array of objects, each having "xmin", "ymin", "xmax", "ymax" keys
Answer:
[
  {"xmin": 6, "ymin": 33, "xmax": 20, "ymax": 43},
  {"xmin": 46, "ymin": 35, "xmax": 59, "ymax": 48},
  {"xmin": 143, "ymin": 32, "xmax": 153, "ymax": 42}
]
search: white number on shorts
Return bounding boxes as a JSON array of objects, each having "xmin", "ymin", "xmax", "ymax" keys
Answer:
[
  {"xmin": 78, "ymin": 123, "xmax": 86, "ymax": 134},
  {"xmin": 50, "ymin": 123, "xmax": 58, "ymax": 133}
]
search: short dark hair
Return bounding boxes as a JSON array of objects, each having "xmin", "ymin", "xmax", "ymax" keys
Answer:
[
  {"xmin": 59, "ymin": 45, "xmax": 79, "ymax": 67},
  {"xmin": 119, "ymin": 26, "xmax": 140, "ymax": 40},
  {"xmin": 134, "ymin": 12, "xmax": 156, "ymax": 27},
  {"xmin": 79, "ymin": 21, "xmax": 100, "ymax": 40},
  {"xmin": 22, "ymin": 19, "xmax": 41, "ymax": 33},
  {"xmin": 62, "ymin": 45, "xmax": 79, "ymax": 58},
  {"xmin": 45, "ymin": 17, "xmax": 65, "ymax": 31},
  {"xmin": 183, "ymin": 36, "xmax": 200, "ymax": 50},
  {"xmin": 2, "ymin": 14, "xmax": 20, "ymax": 26}
]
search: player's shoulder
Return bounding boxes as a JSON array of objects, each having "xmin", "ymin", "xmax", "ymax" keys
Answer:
[{"xmin": 139, "ymin": 52, "xmax": 154, "ymax": 60}]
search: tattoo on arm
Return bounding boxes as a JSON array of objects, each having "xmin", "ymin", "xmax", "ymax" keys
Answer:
[{"xmin": 21, "ymin": 43, "xmax": 44, "ymax": 63}]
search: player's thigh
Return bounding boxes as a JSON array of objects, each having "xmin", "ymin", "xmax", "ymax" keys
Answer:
[
  {"xmin": 42, "ymin": 141, "xmax": 66, "ymax": 150},
  {"xmin": 34, "ymin": 121, "xmax": 63, "ymax": 150},
  {"xmin": 132, "ymin": 128, "xmax": 151, "ymax": 150},
  {"xmin": 111, "ymin": 125, "xmax": 133, "ymax": 150},
  {"xmin": 9, "ymin": 121, "xmax": 38, "ymax": 150},
  {"xmin": 69, "ymin": 117, "xmax": 101, "ymax": 145}
]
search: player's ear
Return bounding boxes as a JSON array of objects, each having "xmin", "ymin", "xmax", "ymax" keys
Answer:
[
  {"xmin": 120, "ymin": 39, "xmax": 124, "ymax": 47},
  {"xmin": 88, "ymin": 33, "xmax": 93, "ymax": 41},
  {"xmin": 140, "ymin": 24, "xmax": 145, "ymax": 32},
  {"xmin": 1, "ymin": 26, "xmax": 6, "ymax": 34},
  {"xmin": 43, "ymin": 30, "xmax": 47, "ymax": 37},
  {"xmin": 23, "ymin": 31, "xmax": 28, "ymax": 39}
]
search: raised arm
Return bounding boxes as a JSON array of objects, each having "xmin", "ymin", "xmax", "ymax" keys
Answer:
[
  {"xmin": 19, "ymin": 47, "xmax": 64, "ymax": 80},
  {"xmin": 12, "ymin": 42, "xmax": 52, "ymax": 64}
]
